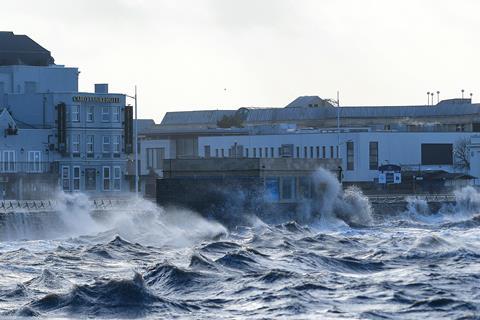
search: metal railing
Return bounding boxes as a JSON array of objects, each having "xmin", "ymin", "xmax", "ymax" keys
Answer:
[
  {"xmin": 0, "ymin": 162, "xmax": 56, "ymax": 174},
  {"xmin": 0, "ymin": 199, "xmax": 132, "ymax": 213},
  {"xmin": 368, "ymin": 194, "xmax": 456, "ymax": 204}
]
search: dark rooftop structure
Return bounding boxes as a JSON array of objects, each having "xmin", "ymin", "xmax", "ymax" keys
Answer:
[{"xmin": 0, "ymin": 31, "xmax": 54, "ymax": 66}]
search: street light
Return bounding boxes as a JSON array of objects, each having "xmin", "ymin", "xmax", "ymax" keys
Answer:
[{"xmin": 125, "ymin": 86, "xmax": 138, "ymax": 196}]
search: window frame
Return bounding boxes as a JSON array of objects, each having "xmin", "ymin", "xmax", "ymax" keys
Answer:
[
  {"xmin": 347, "ymin": 141, "xmax": 354, "ymax": 171},
  {"xmin": 113, "ymin": 166, "xmax": 121, "ymax": 191},
  {"xmin": 72, "ymin": 134, "xmax": 80, "ymax": 154},
  {"xmin": 62, "ymin": 166, "xmax": 70, "ymax": 191},
  {"xmin": 86, "ymin": 135, "xmax": 94, "ymax": 155},
  {"xmin": 102, "ymin": 136, "xmax": 111, "ymax": 153},
  {"xmin": 103, "ymin": 166, "xmax": 111, "ymax": 191},
  {"xmin": 101, "ymin": 107, "xmax": 110, "ymax": 122},
  {"xmin": 71, "ymin": 105, "xmax": 80, "ymax": 122},
  {"xmin": 72, "ymin": 166, "xmax": 81, "ymax": 191},
  {"xmin": 369, "ymin": 141, "xmax": 379, "ymax": 170},
  {"xmin": 86, "ymin": 106, "xmax": 94, "ymax": 122},
  {"xmin": 112, "ymin": 107, "xmax": 120, "ymax": 122},
  {"xmin": 112, "ymin": 135, "xmax": 120, "ymax": 154}
]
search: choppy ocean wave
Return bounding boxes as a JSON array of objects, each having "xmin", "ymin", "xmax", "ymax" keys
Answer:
[{"xmin": 0, "ymin": 171, "xmax": 479, "ymax": 319}]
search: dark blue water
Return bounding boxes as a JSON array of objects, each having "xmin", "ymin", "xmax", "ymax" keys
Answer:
[
  {"xmin": 0, "ymin": 206, "xmax": 479, "ymax": 319},
  {"xmin": 0, "ymin": 183, "xmax": 479, "ymax": 319}
]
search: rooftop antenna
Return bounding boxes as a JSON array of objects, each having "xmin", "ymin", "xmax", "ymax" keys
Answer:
[
  {"xmin": 437, "ymin": 91, "xmax": 440, "ymax": 104},
  {"xmin": 427, "ymin": 91, "xmax": 430, "ymax": 105},
  {"xmin": 470, "ymin": 92, "xmax": 473, "ymax": 102},
  {"xmin": 431, "ymin": 92, "xmax": 435, "ymax": 105},
  {"xmin": 336, "ymin": 90, "xmax": 340, "ymax": 130},
  {"xmin": 462, "ymin": 89, "xmax": 465, "ymax": 99}
]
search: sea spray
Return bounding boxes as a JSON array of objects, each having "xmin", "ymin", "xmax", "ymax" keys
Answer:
[
  {"xmin": 101, "ymin": 198, "xmax": 227, "ymax": 247},
  {"xmin": 405, "ymin": 197, "xmax": 431, "ymax": 216},
  {"xmin": 0, "ymin": 192, "xmax": 227, "ymax": 246},
  {"xmin": 310, "ymin": 168, "xmax": 373, "ymax": 227}
]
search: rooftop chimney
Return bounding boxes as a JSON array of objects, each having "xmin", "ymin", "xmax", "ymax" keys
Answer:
[{"xmin": 95, "ymin": 83, "xmax": 108, "ymax": 94}]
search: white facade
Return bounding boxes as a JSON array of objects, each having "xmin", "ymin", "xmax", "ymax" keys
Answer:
[{"xmin": 195, "ymin": 131, "xmax": 474, "ymax": 183}]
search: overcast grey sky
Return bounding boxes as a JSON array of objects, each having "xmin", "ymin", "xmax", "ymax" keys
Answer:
[{"xmin": 2, "ymin": 0, "xmax": 479, "ymax": 121}]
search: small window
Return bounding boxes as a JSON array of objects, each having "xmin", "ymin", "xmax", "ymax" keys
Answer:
[
  {"xmin": 25, "ymin": 81, "xmax": 36, "ymax": 94},
  {"xmin": 347, "ymin": 141, "xmax": 354, "ymax": 171},
  {"xmin": 102, "ymin": 107, "xmax": 110, "ymax": 122},
  {"xmin": 245, "ymin": 148, "xmax": 249, "ymax": 158},
  {"xmin": 316, "ymin": 146, "xmax": 320, "ymax": 158},
  {"xmin": 310, "ymin": 146, "xmax": 314, "ymax": 158},
  {"xmin": 102, "ymin": 136, "xmax": 110, "ymax": 153},
  {"xmin": 271, "ymin": 147, "xmax": 274, "ymax": 158},
  {"xmin": 113, "ymin": 166, "xmax": 121, "ymax": 191},
  {"xmin": 299, "ymin": 176, "xmax": 311, "ymax": 199},
  {"xmin": 369, "ymin": 141, "xmax": 379, "ymax": 170},
  {"xmin": 86, "ymin": 135, "xmax": 94, "ymax": 155},
  {"xmin": 322, "ymin": 146, "xmax": 326, "ymax": 158},
  {"xmin": 112, "ymin": 107, "xmax": 120, "ymax": 122},
  {"xmin": 281, "ymin": 177, "xmax": 296, "ymax": 200},
  {"xmin": 27, "ymin": 151, "xmax": 41, "ymax": 173},
  {"xmin": 62, "ymin": 166, "xmax": 70, "ymax": 191},
  {"xmin": 330, "ymin": 146, "xmax": 334, "ymax": 158},
  {"xmin": 253, "ymin": 148, "xmax": 257, "ymax": 158},
  {"xmin": 103, "ymin": 166, "xmax": 111, "ymax": 191},
  {"xmin": 72, "ymin": 134, "xmax": 80, "ymax": 154},
  {"xmin": 112, "ymin": 136, "xmax": 120, "ymax": 154},
  {"xmin": 146, "ymin": 148, "xmax": 165, "ymax": 169},
  {"xmin": 304, "ymin": 147, "xmax": 307, "ymax": 158},
  {"xmin": 296, "ymin": 146, "xmax": 300, "ymax": 158},
  {"xmin": 71, "ymin": 106, "xmax": 80, "ymax": 122},
  {"xmin": 204, "ymin": 145, "xmax": 211, "ymax": 158},
  {"xmin": 259, "ymin": 148, "xmax": 263, "ymax": 158},
  {"xmin": 265, "ymin": 177, "xmax": 280, "ymax": 202},
  {"xmin": 215, "ymin": 149, "xmax": 219, "ymax": 157},
  {"xmin": 87, "ymin": 106, "xmax": 94, "ymax": 122},
  {"xmin": 73, "ymin": 166, "xmax": 80, "ymax": 191}
]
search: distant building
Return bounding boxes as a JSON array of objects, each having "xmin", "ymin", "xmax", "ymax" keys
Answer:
[
  {"xmin": 139, "ymin": 94, "xmax": 480, "ymax": 196},
  {"xmin": 0, "ymin": 32, "xmax": 133, "ymax": 198}
]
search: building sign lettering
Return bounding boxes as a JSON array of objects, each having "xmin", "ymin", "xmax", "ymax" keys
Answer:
[{"xmin": 72, "ymin": 96, "xmax": 120, "ymax": 103}]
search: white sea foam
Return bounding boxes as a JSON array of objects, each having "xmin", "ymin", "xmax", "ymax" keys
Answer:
[
  {"xmin": 0, "ymin": 192, "xmax": 227, "ymax": 246},
  {"xmin": 310, "ymin": 168, "xmax": 373, "ymax": 228}
]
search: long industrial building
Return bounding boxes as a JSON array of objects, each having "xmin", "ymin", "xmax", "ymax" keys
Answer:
[{"xmin": 138, "ymin": 95, "xmax": 480, "ymax": 197}]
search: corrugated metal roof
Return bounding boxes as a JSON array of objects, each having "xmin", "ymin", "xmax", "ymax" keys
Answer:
[
  {"xmin": 161, "ymin": 110, "xmax": 236, "ymax": 125},
  {"xmin": 160, "ymin": 97, "xmax": 480, "ymax": 126}
]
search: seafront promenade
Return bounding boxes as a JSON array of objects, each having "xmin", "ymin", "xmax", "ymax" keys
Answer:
[
  {"xmin": 0, "ymin": 199, "xmax": 131, "ymax": 213},
  {"xmin": 0, "ymin": 194, "xmax": 458, "ymax": 214}
]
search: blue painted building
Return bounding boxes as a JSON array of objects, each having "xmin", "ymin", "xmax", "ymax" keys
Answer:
[{"xmin": 0, "ymin": 32, "xmax": 133, "ymax": 198}]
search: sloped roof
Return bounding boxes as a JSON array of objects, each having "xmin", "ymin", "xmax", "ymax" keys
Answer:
[
  {"xmin": 0, "ymin": 108, "xmax": 16, "ymax": 129},
  {"xmin": 161, "ymin": 109, "xmax": 236, "ymax": 126},
  {"xmin": 0, "ymin": 31, "xmax": 54, "ymax": 66},
  {"xmin": 161, "ymin": 98, "xmax": 480, "ymax": 127}
]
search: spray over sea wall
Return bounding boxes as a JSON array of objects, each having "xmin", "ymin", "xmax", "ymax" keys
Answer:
[{"xmin": 309, "ymin": 168, "xmax": 373, "ymax": 227}]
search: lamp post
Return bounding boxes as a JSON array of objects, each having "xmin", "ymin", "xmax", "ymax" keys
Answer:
[{"xmin": 125, "ymin": 86, "xmax": 138, "ymax": 196}]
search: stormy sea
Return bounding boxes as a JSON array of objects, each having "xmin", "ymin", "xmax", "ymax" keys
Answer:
[{"xmin": 0, "ymin": 170, "xmax": 479, "ymax": 319}]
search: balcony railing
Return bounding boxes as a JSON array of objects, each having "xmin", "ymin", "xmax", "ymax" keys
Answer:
[{"xmin": 0, "ymin": 162, "xmax": 57, "ymax": 174}]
